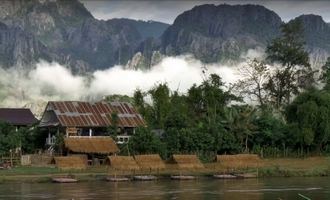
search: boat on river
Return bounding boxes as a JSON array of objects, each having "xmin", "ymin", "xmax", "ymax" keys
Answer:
[
  {"xmin": 133, "ymin": 175, "xmax": 157, "ymax": 181},
  {"xmin": 106, "ymin": 176, "xmax": 131, "ymax": 182},
  {"xmin": 52, "ymin": 177, "xmax": 78, "ymax": 183},
  {"xmin": 213, "ymin": 174, "xmax": 238, "ymax": 179},
  {"xmin": 171, "ymin": 175, "xmax": 195, "ymax": 180}
]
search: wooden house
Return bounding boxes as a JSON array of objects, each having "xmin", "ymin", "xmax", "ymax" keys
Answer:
[{"xmin": 39, "ymin": 101, "xmax": 146, "ymax": 147}]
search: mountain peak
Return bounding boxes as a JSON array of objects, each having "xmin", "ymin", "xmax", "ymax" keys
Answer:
[
  {"xmin": 161, "ymin": 3, "xmax": 282, "ymax": 63},
  {"xmin": 293, "ymin": 14, "xmax": 328, "ymax": 32}
]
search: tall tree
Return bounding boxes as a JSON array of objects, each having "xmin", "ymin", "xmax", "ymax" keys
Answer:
[
  {"xmin": 149, "ymin": 83, "xmax": 171, "ymax": 129},
  {"xmin": 266, "ymin": 20, "xmax": 314, "ymax": 108},
  {"xmin": 320, "ymin": 57, "xmax": 330, "ymax": 90},
  {"xmin": 230, "ymin": 106, "xmax": 257, "ymax": 152},
  {"xmin": 286, "ymin": 89, "xmax": 330, "ymax": 153},
  {"xmin": 234, "ymin": 59, "xmax": 270, "ymax": 107}
]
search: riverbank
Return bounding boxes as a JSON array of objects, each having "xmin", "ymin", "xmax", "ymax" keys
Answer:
[{"xmin": 0, "ymin": 157, "xmax": 329, "ymax": 183}]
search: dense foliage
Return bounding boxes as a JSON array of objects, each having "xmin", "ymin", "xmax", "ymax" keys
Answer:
[
  {"xmin": 128, "ymin": 20, "xmax": 330, "ymax": 159},
  {"xmin": 0, "ymin": 122, "xmax": 44, "ymax": 155}
]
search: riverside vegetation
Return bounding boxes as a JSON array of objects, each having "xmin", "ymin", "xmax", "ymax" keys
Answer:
[
  {"xmin": 0, "ymin": 19, "xmax": 330, "ymax": 179},
  {"xmin": 127, "ymin": 20, "xmax": 330, "ymax": 160}
]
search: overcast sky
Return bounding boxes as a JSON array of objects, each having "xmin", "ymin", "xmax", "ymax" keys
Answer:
[{"xmin": 81, "ymin": 0, "xmax": 330, "ymax": 24}]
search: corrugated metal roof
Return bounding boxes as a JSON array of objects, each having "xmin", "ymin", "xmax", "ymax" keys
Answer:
[
  {"xmin": 0, "ymin": 108, "xmax": 38, "ymax": 126},
  {"xmin": 45, "ymin": 101, "xmax": 146, "ymax": 128}
]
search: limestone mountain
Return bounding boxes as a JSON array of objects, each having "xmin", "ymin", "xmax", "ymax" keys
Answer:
[
  {"xmin": 160, "ymin": 4, "xmax": 282, "ymax": 63},
  {"xmin": 132, "ymin": 4, "xmax": 330, "ymax": 69},
  {"xmin": 0, "ymin": 21, "xmax": 52, "ymax": 67},
  {"xmin": 0, "ymin": 1, "xmax": 330, "ymax": 72},
  {"xmin": 290, "ymin": 15, "xmax": 330, "ymax": 67},
  {"xmin": 0, "ymin": 0, "xmax": 169, "ymax": 72}
]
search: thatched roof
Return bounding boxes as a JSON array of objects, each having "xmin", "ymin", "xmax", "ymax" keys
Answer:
[
  {"xmin": 134, "ymin": 154, "xmax": 166, "ymax": 170},
  {"xmin": 64, "ymin": 137, "xmax": 119, "ymax": 154},
  {"xmin": 108, "ymin": 156, "xmax": 140, "ymax": 170},
  {"xmin": 216, "ymin": 154, "xmax": 261, "ymax": 168},
  {"xmin": 172, "ymin": 154, "xmax": 204, "ymax": 169},
  {"xmin": 54, "ymin": 156, "xmax": 87, "ymax": 170}
]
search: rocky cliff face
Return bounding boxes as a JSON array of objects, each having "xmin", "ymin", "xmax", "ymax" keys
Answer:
[
  {"xmin": 160, "ymin": 4, "xmax": 282, "ymax": 63},
  {"xmin": 0, "ymin": 1, "xmax": 329, "ymax": 72},
  {"xmin": 290, "ymin": 15, "xmax": 330, "ymax": 67},
  {"xmin": 0, "ymin": 21, "xmax": 51, "ymax": 67},
  {"xmin": 0, "ymin": 0, "xmax": 169, "ymax": 72}
]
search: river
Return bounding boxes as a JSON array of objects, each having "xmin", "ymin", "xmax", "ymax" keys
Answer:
[{"xmin": 0, "ymin": 177, "xmax": 329, "ymax": 199}]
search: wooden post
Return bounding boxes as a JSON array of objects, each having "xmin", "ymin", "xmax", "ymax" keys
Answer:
[{"xmin": 10, "ymin": 149, "xmax": 13, "ymax": 167}]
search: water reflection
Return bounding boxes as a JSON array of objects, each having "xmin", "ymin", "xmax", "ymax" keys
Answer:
[{"xmin": 0, "ymin": 177, "xmax": 329, "ymax": 200}]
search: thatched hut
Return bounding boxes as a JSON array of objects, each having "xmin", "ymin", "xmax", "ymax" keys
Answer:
[
  {"xmin": 216, "ymin": 154, "xmax": 261, "ymax": 169},
  {"xmin": 172, "ymin": 154, "xmax": 204, "ymax": 170},
  {"xmin": 54, "ymin": 155, "xmax": 87, "ymax": 170},
  {"xmin": 134, "ymin": 154, "xmax": 166, "ymax": 171},
  {"xmin": 108, "ymin": 156, "xmax": 140, "ymax": 171}
]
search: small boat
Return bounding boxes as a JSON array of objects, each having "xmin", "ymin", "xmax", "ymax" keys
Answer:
[
  {"xmin": 133, "ymin": 175, "xmax": 157, "ymax": 181},
  {"xmin": 106, "ymin": 177, "xmax": 130, "ymax": 182},
  {"xmin": 52, "ymin": 177, "xmax": 78, "ymax": 183},
  {"xmin": 171, "ymin": 175, "xmax": 195, "ymax": 180},
  {"xmin": 213, "ymin": 174, "xmax": 238, "ymax": 179},
  {"xmin": 235, "ymin": 173, "xmax": 257, "ymax": 178}
]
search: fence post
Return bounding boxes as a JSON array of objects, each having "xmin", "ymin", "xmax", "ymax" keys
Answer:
[{"xmin": 10, "ymin": 149, "xmax": 13, "ymax": 167}]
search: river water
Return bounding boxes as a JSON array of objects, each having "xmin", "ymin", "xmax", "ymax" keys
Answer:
[{"xmin": 0, "ymin": 177, "xmax": 329, "ymax": 200}]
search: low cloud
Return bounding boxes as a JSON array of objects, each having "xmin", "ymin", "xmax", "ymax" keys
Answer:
[
  {"xmin": 0, "ymin": 55, "xmax": 243, "ymax": 116},
  {"xmin": 90, "ymin": 55, "xmax": 240, "ymax": 97}
]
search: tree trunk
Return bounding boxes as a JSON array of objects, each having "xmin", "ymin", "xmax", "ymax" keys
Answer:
[{"xmin": 245, "ymin": 134, "xmax": 248, "ymax": 153}]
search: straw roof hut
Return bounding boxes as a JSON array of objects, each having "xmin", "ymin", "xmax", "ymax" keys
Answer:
[
  {"xmin": 134, "ymin": 154, "xmax": 166, "ymax": 170},
  {"xmin": 108, "ymin": 156, "xmax": 140, "ymax": 171},
  {"xmin": 54, "ymin": 155, "xmax": 87, "ymax": 170},
  {"xmin": 172, "ymin": 154, "xmax": 204, "ymax": 170},
  {"xmin": 64, "ymin": 137, "xmax": 119, "ymax": 154},
  {"xmin": 216, "ymin": 154, "xmax": 261, "ymax": 168}
]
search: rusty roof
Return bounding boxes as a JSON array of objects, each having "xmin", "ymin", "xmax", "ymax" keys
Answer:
[{"xmin": 43, "ymin": 101, "xmax": 146, "ymax": 128}]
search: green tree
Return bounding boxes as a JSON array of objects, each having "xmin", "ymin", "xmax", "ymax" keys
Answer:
[
  {"xmin": 129, "ymin": 127, "xmax": 165, "ymax": 155},
  {"xmin": 133, "ymin": 89, "xmax": 146, "ymax": 115},
  {"xmin": 54, "ymin": 132, "xmax": 65, "ymax": 155},
  {"xmin": 105, "ymin": 94, "xmax": 134, "ymax": 104},
  {"xmin": 252, "ymin": 109, "xmax": 288, "ymax": 157},
  {"xmin": 320, "ymin": 57, "xmax": 330, "ymax": 90},
  {"xmin": 0, "ymin": 123, "xmax": 41, "ymax": 154},
  {"xmin": 286, "ymin": 89, "xmax": 330, "ymax": 154},
  {"xmin": 266, "ymin": 20, "xmax": 315, "ymax": 108},
  {"xmin": 107, "ymin": 112, "xmax": 119, "ymax": 140},
  {"xmin": 223, "ymin": 106, "xmax": 258, "ymax": 153},
  {"xmin": 148, "ymin": 83, "xmax": 171, "ymax": 129}
]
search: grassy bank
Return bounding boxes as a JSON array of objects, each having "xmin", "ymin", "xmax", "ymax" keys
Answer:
[{"xmin": 0, "ymin": 157, "xmax": 329, "ymax": 183}]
